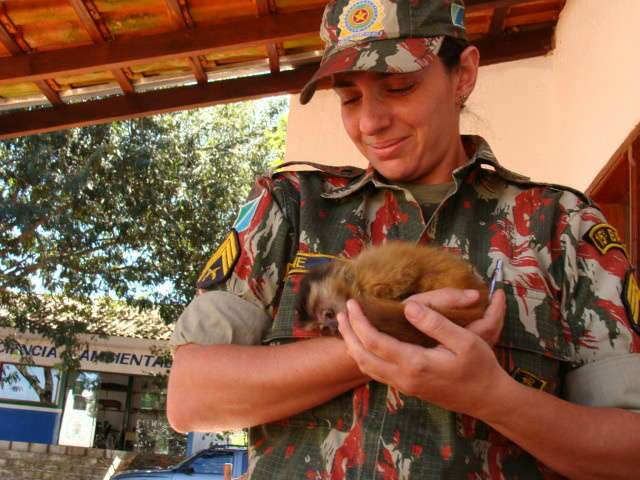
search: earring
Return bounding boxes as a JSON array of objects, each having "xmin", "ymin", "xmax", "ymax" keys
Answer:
[{"xmin": 456, "ymin": 94, "xmax": 468, "ymax": 107}]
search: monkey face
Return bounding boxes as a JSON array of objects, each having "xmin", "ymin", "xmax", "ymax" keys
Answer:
[{"xmin": 296, "ymin": 261, "xmax": 354, "ymax": 336}]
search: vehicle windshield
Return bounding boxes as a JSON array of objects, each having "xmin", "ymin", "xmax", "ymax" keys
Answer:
[
  {"xmin": 169, "ymin": 448, "xmax": 240, "ymax": 474},
  {"xmin": 188, "ymin": 452, "xmax": 234, "ymax": 474}
]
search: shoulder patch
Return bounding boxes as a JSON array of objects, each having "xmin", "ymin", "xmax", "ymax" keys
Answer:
[
  {"xmin": 233, "ymin": 192, "xmax": 264, "ymax": 233},
  {"xmin": 585, "ymin": 223, "xmax": 628, "ymax": 257},
  {"xmin": 286, "ymin": 252, "xmax": 338, "ymax": 276},
  {"xmin": 623, "ymin": 271, "xmax": 640, "ymax": 336},
  {"xmin": 196, "ymin": 230, "xmax": 240, "ymax": 290}
]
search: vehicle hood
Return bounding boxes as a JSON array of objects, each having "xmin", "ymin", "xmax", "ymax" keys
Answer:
[{"xmin": 112, "ymin": 468, "xmax": 173, "ymax": 479}]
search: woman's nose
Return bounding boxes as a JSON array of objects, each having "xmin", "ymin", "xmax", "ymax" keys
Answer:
[{"xmin": 359, "ymin": 95, "xmax": 391, "ymax": 136}]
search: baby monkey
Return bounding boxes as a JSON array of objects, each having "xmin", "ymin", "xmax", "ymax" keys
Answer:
[{"xmin": 296, "ymin": 242, "xmax": 489, "ymax": 347}]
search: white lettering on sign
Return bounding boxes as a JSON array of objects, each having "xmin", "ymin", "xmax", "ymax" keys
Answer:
[{"xmin": 0, "ymin": 341, "xmax": 171, "ymax": 370}]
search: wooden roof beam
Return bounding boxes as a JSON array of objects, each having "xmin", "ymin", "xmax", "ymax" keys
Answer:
[
  {"xmin": 489, "ymin": 7, "xmax": 509, "ymax": 34},
  {"xmin": 0, "ymin": 25, "xmax": 557, "ymax": 139},
  {"xmin": 0, "ymin": 5, "xmax": 63, "ymax": 105},
  {"xmin": 34, "ymin": 80, "xmax": 64, "ymax": 106},
  {"xmin": 164, "ymin": 0, "xmax": 195, "ymax": 29},
  {"xmin": 255, "ymin": 0, "xmax": 281, "ymax": 74},
  {"xmin": 163, "ymin": 0, "xmax": 208, "ymax": 85},
  {"xmin": 68, "ymin": 0, "xmax": 134, "ymax": 94},
  {"xmin": 466, "ymin": 0, "xmax": 526, "ymax": 11},
  {"xmin": 0, "ymin": 7, "xmax": 324, "ymax": 86},
  {"xmin": 0, "ymin": 65, "xmax": 317, "ymax": 140},
  {"xmin": 474, "ymin": 25, "xmax": 554, "ymax": 66}
]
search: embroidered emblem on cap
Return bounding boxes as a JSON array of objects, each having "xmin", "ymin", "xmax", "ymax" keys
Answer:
[
  {"xmin": 623, "ymin": 271, "xmax": 640, "ymax": 336},
  {"xmin": 512, "ymin": 368, "xmax": 547, "ymax": 391},
  {"xmin": 585, "ymin": 223, "xmax": 628, "ymax": 257},
  {"xmin": 196, "ymin": 230, "xmax": 240, "ymax": 289},
  {"xmin": 451, "ymin": 2, "xmax": 465, "ymax": 29},
  {"xmin": 286, "ymin": 252, "xmax": 338, "ymax": 276},
  {"xmin": 338, "ymin": 0, "xmax": 385, "ymax": 45}
]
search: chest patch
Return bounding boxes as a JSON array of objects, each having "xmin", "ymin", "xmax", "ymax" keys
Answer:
[
  {"xmin": 512, "ymin": 368, "xmax": 547, "ymax": 391},
  {"xmin": 286, "ymin": 252, "xmax": 337, "ymax": 276}
]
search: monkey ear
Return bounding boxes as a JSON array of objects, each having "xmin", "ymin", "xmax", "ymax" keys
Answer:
[
  {"xmin": 343, "ymin": 268, "xmax": 355, "ymax": 283},
  {"xmin": 334, "ymin": 260, "xmax": 354, "ymax": 283}
]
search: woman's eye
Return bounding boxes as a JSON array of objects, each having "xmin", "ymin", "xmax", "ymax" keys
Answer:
[
  {"xmin": 341, "ymin": 96, "xmax": 360, "ymax": 106},
  {"xmin": 387, "ymin": 84, "xmax": 415, "ymax": 94}
]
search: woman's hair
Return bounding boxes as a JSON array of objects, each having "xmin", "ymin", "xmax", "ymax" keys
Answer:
[{"xmin": 438, "ymin": 36, "xmax": 471, "ymax": 71}]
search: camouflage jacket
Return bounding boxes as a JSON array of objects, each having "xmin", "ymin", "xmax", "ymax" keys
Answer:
[{"xmin": 201, "ymin": 136, "xmax": 639, "ymax": 479}]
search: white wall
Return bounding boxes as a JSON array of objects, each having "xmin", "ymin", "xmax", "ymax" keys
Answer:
[{"xmin": 284, "ymin": 0, "xmax": 640, "ymax": 191}]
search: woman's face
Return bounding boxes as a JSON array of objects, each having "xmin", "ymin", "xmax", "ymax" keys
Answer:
[{"xmin": 334, "ymin": 58, "xmax": 463, "ymax": 184}]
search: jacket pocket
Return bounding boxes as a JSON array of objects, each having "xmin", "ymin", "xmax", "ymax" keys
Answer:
[{"xmin": 457, "ymin": 284, "xmax": 569, "ymax": 442}]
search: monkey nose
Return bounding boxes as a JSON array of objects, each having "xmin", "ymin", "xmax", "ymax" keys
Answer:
[{"xmin": 321, "ymin": 318, "xmax": 339, "ymax": 336}]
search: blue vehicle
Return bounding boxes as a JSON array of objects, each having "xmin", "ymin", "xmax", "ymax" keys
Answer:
[{"xmin": 112, "ymin": 446, "xmax": 248, "ymax": 480}]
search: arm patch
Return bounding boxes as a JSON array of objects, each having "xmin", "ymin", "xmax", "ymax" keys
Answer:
[
  {"xmin": 196, "ymin": 230, "xmax": 241, "ymax": 290},
  {"xmin": 585, "ymin": 223, "xmax": 628, "ymax": 257},
  {"xmin": 623, "ymin": 271, "xmax": 640, "ymax": 336}
]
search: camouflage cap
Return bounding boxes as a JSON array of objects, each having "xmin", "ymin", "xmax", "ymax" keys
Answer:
[{"xmin": 300, "ymin": 0, "xmax": 468, "ymax": 104}]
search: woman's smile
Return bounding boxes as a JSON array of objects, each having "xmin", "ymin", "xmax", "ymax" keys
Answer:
[
  {"xmin": 366, "ymin": 136, "xmax": 410, "ymax": 159},
  {"xmin": 336, "ymin": 67, "xmax": 467, "ymax": 184}
]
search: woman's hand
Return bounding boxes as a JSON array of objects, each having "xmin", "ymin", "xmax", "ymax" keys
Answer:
[
  {"xmin": 337, "ymin": 288, "xmax": 511, "ymax": 417},
  {"xmin": 404, "ymin": 288, "xmax": 505, "ymax": 346}
]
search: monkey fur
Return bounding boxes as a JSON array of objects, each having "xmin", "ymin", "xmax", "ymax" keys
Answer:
[{"xmin": 296, "ymin": 242, "xmax": 489, "ymax": 347}]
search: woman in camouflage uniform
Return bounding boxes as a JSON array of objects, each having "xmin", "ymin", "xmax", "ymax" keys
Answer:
[{"xmin": 168, "ymin": 1, "xmax": 640, "ymax": 478}]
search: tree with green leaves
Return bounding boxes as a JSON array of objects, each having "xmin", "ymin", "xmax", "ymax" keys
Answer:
[{"xmin": 0, "ymin": 97, "xmax": 288, "ymax": 372}]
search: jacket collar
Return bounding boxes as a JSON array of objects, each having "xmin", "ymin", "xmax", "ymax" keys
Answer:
[{"xmin": 320, "ymin": 135, "xmax": 529, "ymax": 199}]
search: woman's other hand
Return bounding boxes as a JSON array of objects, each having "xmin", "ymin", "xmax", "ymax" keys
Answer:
[{"xmin": 337, "ymin": 288, "xmax": 510, "ymax": 417}]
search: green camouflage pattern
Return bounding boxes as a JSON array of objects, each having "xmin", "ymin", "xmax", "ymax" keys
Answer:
[
  {"xmin": 206, "ymin": 136, "xmax": 639, "ymax": 479},
  {"xmin": 300, "ymin": 0, "xmax": 468, "ymax": 104}
]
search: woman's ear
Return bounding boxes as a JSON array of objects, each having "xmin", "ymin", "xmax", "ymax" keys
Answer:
[{"xmin": 455, "ymin": 45, "xmax": 480, "ymax": 102}]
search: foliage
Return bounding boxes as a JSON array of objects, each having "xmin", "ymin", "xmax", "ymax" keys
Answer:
[
  {"xmin": 0, "ymin": 97, "xmax": 289, "ymax": 372},
  {"xmin": 266, "ymin": 113, "xmax": 288, "ymax": 167},
  {"xmin": 136, "ymin": 416, "xmax": 186, "ymax": 456}
]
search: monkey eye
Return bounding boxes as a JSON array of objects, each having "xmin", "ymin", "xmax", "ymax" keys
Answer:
[{"xmin": 321, "ymin": 309, "xmax": 336, "ymax": 322}]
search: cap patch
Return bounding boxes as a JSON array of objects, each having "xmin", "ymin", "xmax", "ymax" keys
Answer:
[
  {"xmin": 196, "ymin": 230, "xmax": 240, "ymax": 289},
  {"xmin": 623, "ymin": 271, "xmax": 640, "ymax": 336},
  {"xmin": 451, "ymin": 3, "xmax": 465, "ymax": 30},
  {"xmin": 585, "ymin": 223, "xmax": 627, "ymax": 257},
  {"xmin": 338, "ymin": 0, "xmax": 385, "ymax": 45},
  {"xmin": 233, "ymin": 191, "xmax": 264, "ymax": 233},
  {"xmin": 286, "ymin": 252, "xmax": 338, "ymax": 276},
  {"xmin": 512, "ymin": 368, "xmax": 547, "ymax": 391}
]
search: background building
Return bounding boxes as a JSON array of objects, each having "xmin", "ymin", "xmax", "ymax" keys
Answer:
[{"xmin": 0, "ymin": 300, "xmax": 178, "ymax": 455}]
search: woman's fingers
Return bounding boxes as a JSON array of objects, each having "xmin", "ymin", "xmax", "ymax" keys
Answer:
[
  {"xmin": 336, "ymin": 308, "xmax": 400, "ymax": 382},
  {"xmin": 466, "ymin": 290, "xmax": 506, "ymax": 346},
  {"xmin": 404, "ymin": 288, "xmax": 480, "ymax": 309},
  {"xmin": 343, "ymin": 300, "xmax": 423, "ymax": 360},
  {"xmin": 404, "ymin": 301, "xmax": 475, "ymax": 355},
  {"xmin": 404, "ymin": 288, "xmax": 506, "ymax": 348}
]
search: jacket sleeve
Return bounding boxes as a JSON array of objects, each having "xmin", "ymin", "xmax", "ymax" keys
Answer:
[
  {"xmin": 171, "ymin": 175, "xmax": 297, "ymax": 348},
  {"xmin": 559, "ymin": 202, "xmax": 640, "ymax": 411}
]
